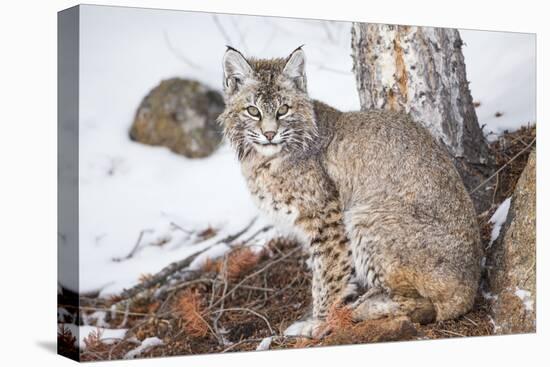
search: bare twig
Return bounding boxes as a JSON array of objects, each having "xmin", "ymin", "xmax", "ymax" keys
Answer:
[
  {"xmin": 169, "ymin": 221, "xmax": 193, "ymax": 234},
  {"xmin": 164, "ymin": 278, "xmax": 219, "ymax": 293},
  {"xmin": 239, "ymin": 225, "xmax": 272, "ymax": 245},
  {"xmin": 112, "ymin": 230, "xmax": 151, "ymax": 262},
  {"xmin": 118, "ymin": 303, "xmax": 130, "ymax": 328},
  {"xmin": 212, "ymin": 14, "xmax": 232, "ymax": 45},
  {"xmin": 222, "ymin": 337, "xmax": 264, "ymax": 353},
  {"xmin": 59, "ymin": 304, "xmax": 155, "ymax": 318},
  {"xmin": 470, "ymin": 138, "xmax": 535, "ymax": 195},
  {"xmin": 437, "ymin": 329, "xmax": 466, "ymax": 337},
  {"xmin": 165, "ymin": 277, "xmax": 274, "ymax": 294},
  {"xmin": 462, "ymin": 315, "xmax": 478, "ymax": 327},
  {"xmin": 209, "ymin": 247, "xmax": 301, "ymax": 310},
  {"xmin": 309, "ymin": 62, "xmax": 352, "ymax": 75},
  {"xmin": 221, "ymin": 334, "xmax": 313, "ymax": 353},
  {"xmin": 108, "ymin": 337, "xmax": 140, "ymax": 360},
  {"xmin": 211, "ymin": 256, "xmax": 230, "ymax": 345},
  {"xmin": 218, "ymin": 217, "xmax": 258, "ymax": 245},
  {"xmin": 230, "ymin": 17, "xmax": 249, "ymax": 54},
  {"xmin": 249, "ymin": 276, "xmax": 300, "ymax": 309},
  {"xmin": 162, "ymin": 30, "xmax": 202, "ymax": 70},
  {"xmin": 321, "ymin": 22, "xmax": 337, "ymax": 44},
  {"xmin": 211, "ymin": 307, "xmax": 275, "ymax": 335},
  {"xmin": 492, "ymin": 171, "xmax": 499, "ymax": 205}
]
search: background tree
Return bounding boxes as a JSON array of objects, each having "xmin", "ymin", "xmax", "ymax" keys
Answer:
[{"xmin": 351, "ymin": 23, "xmax": 493, "ymax": 211}]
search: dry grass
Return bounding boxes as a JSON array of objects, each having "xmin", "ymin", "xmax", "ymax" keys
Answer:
[
  {"xmin": 326, "ymin": 303, "xmax": 354, "ymax": 331},
  {"xmin": 203, "ymin": 246, "xmax": 264, "ymax": 281},
  {"xmin": 57, "ymin": 324, "xmax": 79, "ymax": 361},
  {"xmin": 177, "ymin": 289, "xmax": 210, "ymax": 338},
  {"xmin": 226, "ymin": 247, "xmax": 264, "ymax": 280}
]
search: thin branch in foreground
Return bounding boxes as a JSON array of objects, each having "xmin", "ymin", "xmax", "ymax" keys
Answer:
[
  {"xmin": 212, "ymin": 14, "xmax": 232, "ymax": 45},
  {"xmin": 469, "ymin": 137, "xmax": 535, "ymax": 195},
  {"xmin": 162, "ymin": 30, "xmax": 203, "ymax": 70},
  {"xmin": 112, "ymin": 229, "xmax": 152, "ymax": 262},
  {"xmin": 211, "ymin": 256, "xmax": 229, "ymax": 346},
  {"xmin": 437, "ymin": 329, "xmax": 466, "ymax": 337},
  {"xmin": 208, "ymin": 247, "xmax": 301, "ymax": 310}
]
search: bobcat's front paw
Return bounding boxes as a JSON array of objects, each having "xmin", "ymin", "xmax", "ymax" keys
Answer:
[{"xmin": 284, "ymin": 318, "xmax": 327, "ymax": 338}]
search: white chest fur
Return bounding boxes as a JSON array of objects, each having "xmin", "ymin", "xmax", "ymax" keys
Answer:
[
  {"xmin": 243, "ymin": 160, "xmax": 310, "ymax": 245},
  {"xmin": 251, "ymin": 185, "xmax": 309, "ymax": 245}
]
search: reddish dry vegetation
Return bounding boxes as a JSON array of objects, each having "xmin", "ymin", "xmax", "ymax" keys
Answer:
[
  {"xmin": 203, "ymin": 246, "xmax": 263, "ymax": 281},
  {"xmin": 177, "ymin": 289, "xmax": 210, "ymax": 338},
  {"xmin": 58, "ymin": 126, "xmax": 535, "ymax": 361}
]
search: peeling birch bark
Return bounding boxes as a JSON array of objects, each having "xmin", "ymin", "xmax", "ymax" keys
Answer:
[{"xmin": 351, "ymin": 23, "xmax": 493, "ymax": 211}]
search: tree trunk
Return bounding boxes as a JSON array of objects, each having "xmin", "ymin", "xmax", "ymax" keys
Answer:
[{"xmin": 351, "ymin": 23, "xmax": 493, "ymax": 212}]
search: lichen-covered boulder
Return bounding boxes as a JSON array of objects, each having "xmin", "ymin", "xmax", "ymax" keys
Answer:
[
  {"xmin": 129, "ymin": 78, "xmax": 224, "ymax": 158},
  {"xmin": 488, "ymin": 150, "xmax": 536, "ymax": 334}
]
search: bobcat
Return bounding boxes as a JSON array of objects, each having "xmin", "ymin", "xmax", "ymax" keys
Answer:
[{"xmin": 218, "ymin": 46, "xmax": 482, "ymax": 336}]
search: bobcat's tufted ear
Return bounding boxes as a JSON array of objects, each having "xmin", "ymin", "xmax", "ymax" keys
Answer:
[
  {"xmin": 283, "ymin": 46, "xmax": 307, "ymax": 92},
  {"xmin": 222, "ymin": 47, "xmax": 253, "ymax": 95}
]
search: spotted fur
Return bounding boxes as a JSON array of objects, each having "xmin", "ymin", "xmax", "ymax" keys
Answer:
[{"xmin": 217, "ymin": 47, "xmax": 482, "ymax": 335}]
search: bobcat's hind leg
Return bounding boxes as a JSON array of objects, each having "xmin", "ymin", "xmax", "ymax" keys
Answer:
[{"xmin": 351, "ymin": 287, "xmax": 436, "ymax": 325}]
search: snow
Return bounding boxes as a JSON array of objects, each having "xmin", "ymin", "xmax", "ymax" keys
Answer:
[
  {"xmin": 482, "ymin": 289, "xmax": 498, "ymax": 301},
  {"xmin": 64, "ymin": 5, "xmax": 536, "ymax": 297},
  {"xmin": 124, "ymin": 336, "xmax": 164, "ymax": 359},
  {"xmin": 256, "ymin": 336, "xmax": 273, "ymax": 351},
  {"xmin": 283, "ymin": 320, "xmax": 308, "ymax": 336},
  {"xmin": 72, "ymin": 5, "xmax": 356, "ymax": 297},
  {"xmin": 461, "ymin": 30, "xmax": 536, "ymax": 139},
  {"xmin": 514, "ymin": 287, "xmax": 534, "ymax": 312},
  {"xmin": 488, "ymin": 197, "xmax": 512, "ymax": 248},
  {"xmin": 82, "ymin": 310, "xmax": 109, "ymax": 328},
  {"xmin": 488, "ymin": 315, "xmax": 501, "ymax": 333},
  {"xmin": 65, "ymin": 324, "xmax": 128, "ymax": 350}
]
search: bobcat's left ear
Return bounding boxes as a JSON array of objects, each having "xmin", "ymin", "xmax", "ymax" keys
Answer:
[{"xmin": 283, "ymin": 46, "xmax": 307, "ymax": 92}]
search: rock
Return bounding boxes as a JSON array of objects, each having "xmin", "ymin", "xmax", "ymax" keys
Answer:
[
  {"xmin": 129, "ymin": 78, "xmax": 224, "ymax": 158},
  {"xmin": 488, "ymin": 150, "xmax": 536, "ymax": 334}
]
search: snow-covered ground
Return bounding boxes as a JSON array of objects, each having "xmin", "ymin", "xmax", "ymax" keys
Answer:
[
  {"xmin": 62, "ymin": 5, "xmax": 536, "ymax": 297},
  {"xmin": 64, "ymin": 324, "xmax": 127, "ymax": 350},
  {"xmin": 461, "ymin": 30, "xmax": 536, "ymax": 137}
]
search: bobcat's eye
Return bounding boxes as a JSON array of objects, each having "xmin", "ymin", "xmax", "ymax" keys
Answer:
[
  {"xmin": 277, "ymin": 104, "xmax": 290, "ymax": 118},
  {"xmin": 246, "ymin": 106, "xmax": 261, "ymax": 118}
]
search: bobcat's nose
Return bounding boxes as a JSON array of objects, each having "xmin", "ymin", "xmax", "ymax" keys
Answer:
[{"xmin": 263, "ymin": 131, "xmax": 276, "ymax": 142}]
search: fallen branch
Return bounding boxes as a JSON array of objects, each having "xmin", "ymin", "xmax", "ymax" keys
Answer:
[
  {"xmin": 115, "ymin": 217, "xmax": 258, "ymax": 304},
  {"xmin": 59, "ymin": 304, "xmax": 155, "ymax": 318}
]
